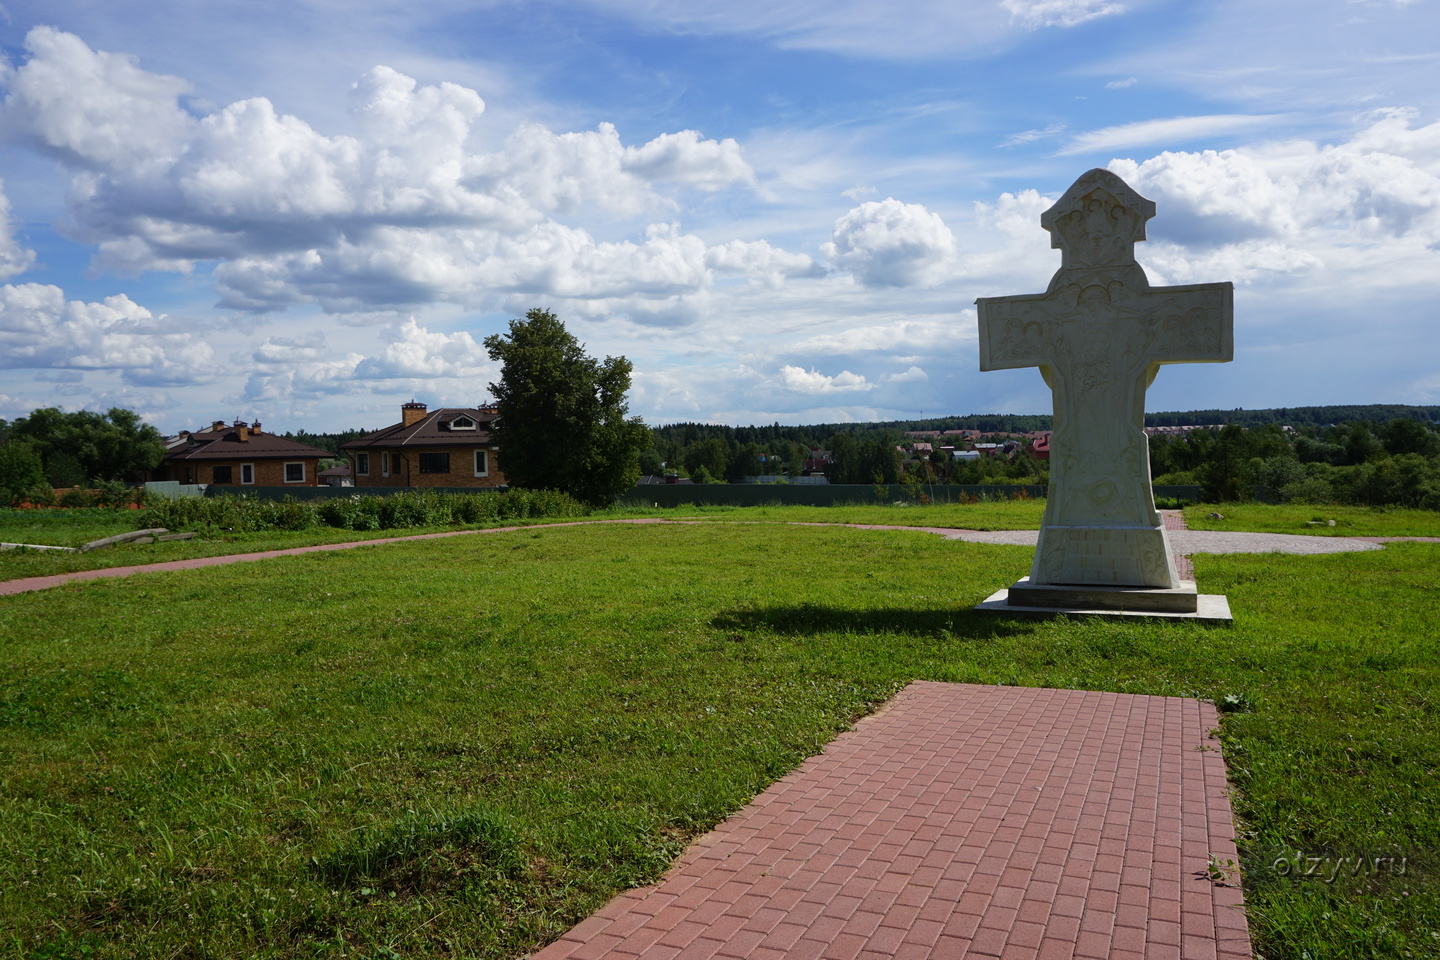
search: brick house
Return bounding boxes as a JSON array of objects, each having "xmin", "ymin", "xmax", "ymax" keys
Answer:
[
  {"xmin": 341, "ymin": 402, "xmax": 506, "ymax": 489},
  {"xmin": 158, "ymin": 420, "xmax": 332, "ymax": 486}
]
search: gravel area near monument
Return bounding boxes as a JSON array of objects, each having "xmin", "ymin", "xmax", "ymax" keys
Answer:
[{"xmin": 888, "ymin": 526, "xmax": 1388, "ymax": 556}]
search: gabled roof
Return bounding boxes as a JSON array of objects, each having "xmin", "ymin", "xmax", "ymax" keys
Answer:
[
  {"xmin": 341, "ymin": 407, "xmax": 498, "ymax": 450},
  {"xmin": 164, "ymin": 426, "xmax": 331, "ymax": 462}
]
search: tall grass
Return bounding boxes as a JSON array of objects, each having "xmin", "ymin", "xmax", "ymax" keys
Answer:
[{"xmin": 137, "ymin": 488, "xmax": 587, "ymax": 534}]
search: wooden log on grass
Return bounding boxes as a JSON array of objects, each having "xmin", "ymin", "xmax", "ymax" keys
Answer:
[
  {"xmin": 1, "ymin": 542, "xmax": 80, "ymax": 553},
  {"xmin": 78, "ymin": 528, "xmax": 170, "ymax": 551}
]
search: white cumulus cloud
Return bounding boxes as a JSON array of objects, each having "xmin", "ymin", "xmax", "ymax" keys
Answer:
[
  {"xmin": 0, "ymin": 283, "xmax": 212, "ymax": 385},
  {"xmin": 0, "ymin": 27, "xmax": 790, "ymax": 325},
  {"xmin": 705, "ymin": 239, "xmax": 824, "ymax": 288},
  {"xmin": 779, "ymin": 365, "xmax": 874, "ymax": 394},
  {"xmin": 821, "ymin": 198, "xmax": 957, "ymax": 287},
  {"xmin": 0, "ymin": 183, "xmax": 36, "ymax": 280},
  {"xmin": 885, "ymin": 365, "xmax": 929, "ymax": 384},
  {"xmin": 1107, "ymin": 110, "xmax": 1440, "ymax": 282},
  {"xmin": 352, "ymin": 318, "xmax": 490, "ymax": 379},
  {"xmin": 622, "ymin": 129, "xmax": 756, "ymax": 191}
]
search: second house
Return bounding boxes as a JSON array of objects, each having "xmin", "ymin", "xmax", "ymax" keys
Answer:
[{"xmin": 342, "ymin": 402, "xmax": 507, "ymax": 489}]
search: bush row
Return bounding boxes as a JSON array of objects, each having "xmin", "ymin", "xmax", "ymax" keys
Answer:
[
  {"xmin": 137, "ymin": 488, "xmax": 588, "ymax": 533},
  {"xmin": 4, "ymin": 480, "xmax": 148, "ymax": 510}
]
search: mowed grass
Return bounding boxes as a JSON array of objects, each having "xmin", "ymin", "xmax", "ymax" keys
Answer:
[
  {"xmin": 0, "ymin": 513, "xmax": 589, "ymax": 584},
  {"xmin": 2, "ymin": 517, "xmax": 1438, "ymax": 958},
  {"xmin": 635, "ymin": 498, "xmax": 1049, "ymax": 530},
  {"xmin": 0, "ymin": 509, "xmax": 142, "ymax": 548},
  {"xmin": 0, "ymin": 500, "xmax": 1049, "ymax": 584},
  {"xmin": 1184, "ymin": 502, "xmax": 1440, "ymax": 537}
]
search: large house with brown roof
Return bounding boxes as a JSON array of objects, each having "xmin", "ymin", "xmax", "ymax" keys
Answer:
[
  {"xmin": 340, "ymin": 402, "xmax": 506, "ymax": 489},
  {"xmin": 158, "ymin": 420, "xmax": 332, "ymax": 487}
]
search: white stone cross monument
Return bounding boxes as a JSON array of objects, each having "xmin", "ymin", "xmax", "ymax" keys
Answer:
[{"xmin": 975, "ymin": 168, "xmax": 1233, "ymax": 618}]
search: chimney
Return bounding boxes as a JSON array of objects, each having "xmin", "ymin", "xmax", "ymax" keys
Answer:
[
  {"xmin": 401, "ymin": 400, "xmax": 428, "ymax": 426},
  {"xmin": 251, "ymin": 421, "xmax": 262, "ymax": 434},
  {"xmin": 234, "ymin": 420, "xmax": 249, "ymax": 441},
  {"xmin": 211, "ymin": 420, "xmax": 226, "ymax": 433}
]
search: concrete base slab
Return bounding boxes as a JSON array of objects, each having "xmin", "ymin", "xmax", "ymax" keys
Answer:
[
  {"xmin": 976, "ymin": 585, "xmax": 1233, "ymax": 623},
  {"xmin": 1007, "ymin": 575, "xmax": 1200, "ymax": 612}
]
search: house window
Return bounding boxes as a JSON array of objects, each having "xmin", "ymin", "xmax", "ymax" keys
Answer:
[
  {"xmin": 473, "ymin": 450, "xmax": 488, "ymax": 477},
  {"xmin": 212, "ymin": 465, "xmax": 233, "ymax": 484},
  {"xmin": 450, "ymin": 416, "xmax": 476, "ymax": 430},
  {"xmin": 241, "ymin": 463, "xmax": 255, "ymax": 485},
  {"xmin": 381, "ymin": 453, "xmax": 390, "ymax": 477},
  {"xmin": 356, "ymin": 452, "xmax": 370, "ymax": 476},
  {"xmin": 418, "ymin": 452, "xmax": 450, "ymax": 474},
  {"xmin": 284, "ymin": 462, "xmax": 305, "ymax": 483}
]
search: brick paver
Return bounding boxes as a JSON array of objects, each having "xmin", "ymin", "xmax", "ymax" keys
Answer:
[
  {"xmin": 532, "ymin": 682, "xmax": 1250, "ymax": 960},
  {"xmin": 1159, "ymin": 510, "xmax": 1194, "ymax": 579}
]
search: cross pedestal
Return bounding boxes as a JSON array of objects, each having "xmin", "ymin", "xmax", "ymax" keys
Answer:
[{"xmin": 973, "ymin": 169, "xmax": 1233, "ymax": 621}]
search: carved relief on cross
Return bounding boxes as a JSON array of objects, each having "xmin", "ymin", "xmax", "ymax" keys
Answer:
[{"xmin": 976, "ymin": 169, "xmax": 1233, "ymax": 588}]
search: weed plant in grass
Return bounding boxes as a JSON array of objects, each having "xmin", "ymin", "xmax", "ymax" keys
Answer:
[
  {"xmin": 1, "ymin": 523, "xmax": 1437, "ymax": 958},
  {"xmin": 1185, "ymin": 502, "xmax": 1440, "ymax": 537}
]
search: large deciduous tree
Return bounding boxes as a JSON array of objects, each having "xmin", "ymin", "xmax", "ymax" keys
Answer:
[
  {"xmin": 484, "ymin": 309, "xmax": 651, "ymax": 507},
  {"xmin": 8, "ymin": 407, "xmax": 166, "ymax": 486}
]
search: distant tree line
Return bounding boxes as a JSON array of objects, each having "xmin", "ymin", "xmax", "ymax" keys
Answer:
[
  {"xmin": 4, "ymin": 400, "xmax": 1436, "ymax": 509},
  {"xmin": 1143, "ymin": 404, "xmax": 1440, "ymax": 429},
  {"xmin": 1150, "ymin": 419, "xmax": 1440, "ymax": 508},
  {"xmin": 280, "ymin": 428, "xmax": 370, "ymax": 457},
  {"xmin": 0, "ymin": 408, "xmax": 166, "ymax": 506}
]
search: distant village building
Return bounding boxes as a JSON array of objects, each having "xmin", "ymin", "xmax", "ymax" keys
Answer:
[
  {"xmin": 157, "ymin": 420, "xmax": 331, "ymax": 486},
  {"xmin": 341, "ymin": 402, "xmax": 507, "ymax": 489},
  {"xmin": 319, "ymin": 464, "xmax": 353, "ymax": 487}
]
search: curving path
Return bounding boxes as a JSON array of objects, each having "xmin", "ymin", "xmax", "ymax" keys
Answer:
[{"xmin": 2, "ymin": 517, "xmax": 1436, "ymax": 598}]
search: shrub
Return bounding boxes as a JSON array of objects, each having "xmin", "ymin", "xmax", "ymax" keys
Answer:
[
  {"xmin": 57, "ymin": 487, "xmax": 96, "ymax": 509},
  {"xmin": 23, "ymin": 484, "xmax": 57, "ymax": 509},
  {"xmin": 1278, "ymin": 476, "xmax": 1335, "ymax": 505},
  {"xmin": 145, "ymin": 489, "xmax": 589, "ymax": 534},
  {"xmin": 92, "ymin": 479, "xmax": 140, "ymax": 509}
]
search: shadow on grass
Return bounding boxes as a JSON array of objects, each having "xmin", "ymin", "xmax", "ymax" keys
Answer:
[{"xmin": 710, "ymin": 602, "xmax": 1030, "ymax": 640}]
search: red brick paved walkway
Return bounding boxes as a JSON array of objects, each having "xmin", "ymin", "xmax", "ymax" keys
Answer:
[
  {"xmin": 1159, "ymin": 509, "xmax": 1195, "ymax": 580},
  {"xmin": 532, "ymin": 682, "xmax": 1250, "ymax": 960}
]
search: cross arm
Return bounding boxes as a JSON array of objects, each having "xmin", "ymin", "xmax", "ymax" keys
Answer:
[
  {"xmin": 1135, "ymin": 281, "xmax": 1234, "ymax": 365},
  {"xmin": 976, "ymin": 293, "xmax": 1066, "ymax": 371}
]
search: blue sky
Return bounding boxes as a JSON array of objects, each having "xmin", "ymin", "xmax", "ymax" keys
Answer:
[{"xmin": 0, "ymin": 0, "xmax": 1436, "ymax": 434}]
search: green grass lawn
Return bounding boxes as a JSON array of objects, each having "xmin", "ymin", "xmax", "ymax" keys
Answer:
[
  {"xmin": 0, "ymin": 508, "xmax": 143, "ymax": 548},
  {"xmin": 1184, "ymin": 502, "xmax": 1440, "ymax": 537},
  {"xmin": 2, "ymin": 519, "xmax": 1437, "ymax": 959},
  {"xmin": 12, "ymin": 498, "xmax": 1440, "ymax": 585},
  {"xmin": 628, "ymin": 498, "xmax": 1049, "ymax": 529},
  {"xmin": 0, "ymin": 512, "xmax": 587, "ymax": 584}
]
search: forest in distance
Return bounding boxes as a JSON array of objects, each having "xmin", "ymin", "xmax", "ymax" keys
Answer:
[
  {"xmin": 285, "ymin": 404, "xmax": 1440, "ymax": 457},
  {"xmin": 280, "ymin": 403, "xmax": 1440, "ymax": 508}
]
